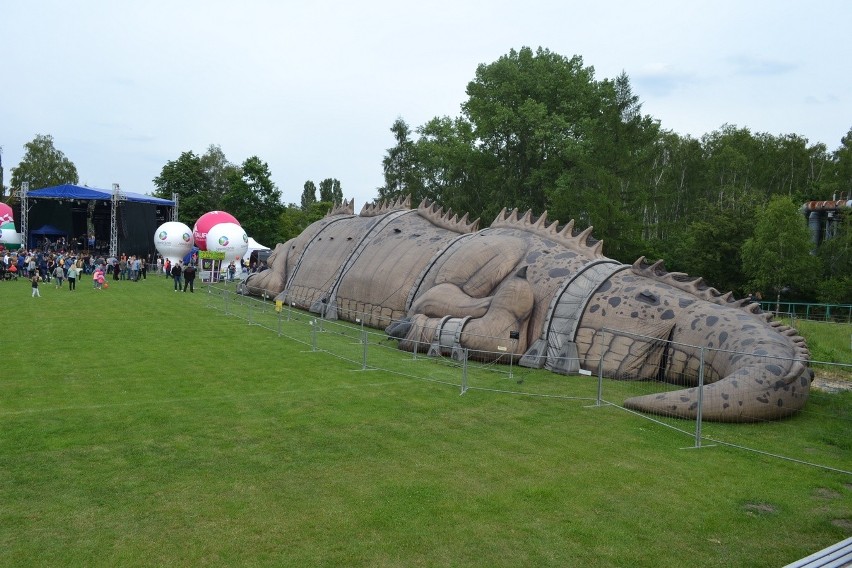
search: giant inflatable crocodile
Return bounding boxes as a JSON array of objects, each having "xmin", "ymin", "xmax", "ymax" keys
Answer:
[{"xmin": 242, "ymin": 197, "xmax": 812, "ymax": 422}]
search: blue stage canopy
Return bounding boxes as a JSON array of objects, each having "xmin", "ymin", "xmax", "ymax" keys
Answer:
[{"xmin": 27, "ymin": 184, "xmax": 175, "ymax": 206}]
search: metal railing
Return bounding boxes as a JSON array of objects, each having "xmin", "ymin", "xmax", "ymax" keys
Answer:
[{"xmin": 206, "ymin": 283, "xmax": 852, "ymax": 476}]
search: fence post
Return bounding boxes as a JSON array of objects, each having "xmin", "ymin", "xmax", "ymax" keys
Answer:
[
  {"xmin": 277, "ymin": 307, "xmax": 282, "ymax": 337},
  {"xmin": 360, "ymin": 319, "xmax": 368, "ymax": 370},
  {"xmin": 596, "ymin": 356, "xmax": 603, "ymax": 407},
  {"xmin": 461, "ymin": 348, "xmax": 468, "ymax": 395},
  {"xmin": 695, "ymin": 346, "xmax": 705, "ymax": 448},
  {"xmin": 223, "ymin": 287, "xmax": 228, "ymax": 315},
  {"xmin": 247, "ymin": 295, "xmax": 252, "ymax": 325},
  {"xmin": 311, "ymin": 319, "xmax": 318, "ymax": 352}
]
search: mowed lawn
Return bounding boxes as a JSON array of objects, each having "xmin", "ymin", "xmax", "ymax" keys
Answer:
[{"xmin": 1, "ymin": 275, "xmax": 849, "ymax": 567}]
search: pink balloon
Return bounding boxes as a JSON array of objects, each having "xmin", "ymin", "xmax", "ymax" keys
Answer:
[
  {"xmin": 192, "ymin": 211, "xmax": 239, "ymax": 250},
  {"xmin": 0, "ymin": 202, "xmax": 13, "ymax": 224}
]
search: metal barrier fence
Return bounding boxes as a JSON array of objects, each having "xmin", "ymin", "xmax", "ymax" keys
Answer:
[
  {"xmin": 760, "ymin": 301, "xmax": 852, "ymax": 323},
  {"xmin": 205, "ymin": 283, "xmax": 852, "ymax": 476}
]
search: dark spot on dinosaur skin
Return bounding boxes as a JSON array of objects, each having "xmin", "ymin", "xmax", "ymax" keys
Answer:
[
  {"xmin": 800, "ymin": 376, "xmax": 809, "ymax": 386},
  {"xmin": 777, "ymin": 399, "xmax": 784, "ymax": 407},
  {"xmin": 765, "ymin": 364, "xmax": 783, "ymax": 376},
  {"xmin": 719, "ymin": 331, "xmax": 728, "ymax": 345},
  {"xmin": 755, "ymin": 349, "xmax": 768, "ymax": 356},
  {"xmin": 661, "ymin": 309, "xmax": 675, "ymax": 320},
  {"xmin": 738, "ymin": 401, "xmax": 743, "ymax": 406},
  {"xmin": 688, "ymin": 402, "xmax": 698, "ymax": 411},
  {"xmin": 631, "ymin": 311, "xmax": 638, "ymax": 318},
  {"xmin": 691, "ymin": 319, "xmax": 698, "ymax": 330},
  {"xmin": 723, "ymin": 403, "xmax": 730, "ymax": 409},
  {"xmin": 549, "ymin": 268, "xmax": 570, "ymax": 278},
  {"xmin": 526, "ymin": 251, "xmax": 542, "ymax": 263},
  {"xmin": 756, "ymin": 395, "xmax": 769, "ymax": 404},
  {"xmin": 706, "ymin": 316, "xmax": 719, "ymax": 327},
  {"xmin": 589, "ymin": 304, "xmax": 600, "ymax": 313},
  {"xmin": 608, "ymin": 297, "xmax": 621, "ymax": 307},
  {"xmin": 680, "ymin": 396, "xmax": 691, "ymax": 403},
  {"xmin": 598, "ymin": 280, "xmax": 612, "ymax": 293},
  {"xmin": 721, "ymin": 393, "xmax": 729, "ymax": 400},
  {"xmin": 678, "ymin": 298, "xmax": 695, "ymax": 308},
  {"xmin": 637, "ymin": 291, "xmax": 659, "ymax": 305},
  {"xmin": 554, "ymin": 251, "xmax": 577, "ymax": 260}
]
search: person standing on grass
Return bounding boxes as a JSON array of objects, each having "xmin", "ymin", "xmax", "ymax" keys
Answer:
[
  {"xmin": 171, "ymin": 260, "xmax": 183, "ymax": 291},
  {"xmin": 182, "ymin": 263, "xmax": 196, "ymax": 293},
  {"xmin": 31, "ymin": 274, "xmax": 41, "ymax": 298},
  {"xmin": 53, "ymin": 263, "xmax": 65, "ymax": 288},
  {"xmin": 67, "ymin": 263, "xmax": 78, "ymax": 291}
]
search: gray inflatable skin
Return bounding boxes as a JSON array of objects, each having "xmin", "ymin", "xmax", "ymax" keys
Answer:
[{"xmin": 243, "ymin": 197, "xmax": 811, "ymax": 422}]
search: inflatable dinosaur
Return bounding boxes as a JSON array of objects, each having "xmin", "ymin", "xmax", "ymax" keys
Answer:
[{"xmin": 242, "ymin": 197, "xmax": 812, "ymax": 422}]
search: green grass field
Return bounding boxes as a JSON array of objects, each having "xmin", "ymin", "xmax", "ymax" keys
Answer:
[{"xmin": 1, "ymin": 274, "xmax": 850, "ymax": 567}]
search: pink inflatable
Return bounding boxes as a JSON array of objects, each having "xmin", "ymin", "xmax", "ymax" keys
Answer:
[
  {"xmin": 0, "ymin": 203, "xmax": 13, "ymax": 224},
  {"xmin": 192, "ymin": 211, "xmax": 239, "ymax": 250}
]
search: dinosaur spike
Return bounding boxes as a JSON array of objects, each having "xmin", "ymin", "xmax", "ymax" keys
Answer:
[
  {"xmin": 417, "ymin": 201, "xmax": 478, "ymax": 234},
  {"xmin": 328, "ymin": 198, "xmax": 355, "ymax": 217},
  {"xmin": 649, "ymin": 259, "xmax": 666, "ymax": 274},
  {"xmin": 576, "ymin": 226, "xmax": 594, "ymax": 246},
  {"xmin": 558, "ymin": 220, "xmax": 576, "ymax": 238},
  {"xmin": 534, "ymin": 211, "xmax": 549, "ymax": 229}
]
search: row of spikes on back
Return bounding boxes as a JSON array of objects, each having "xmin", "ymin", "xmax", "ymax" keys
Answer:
[
  {"xmin": 632, "ymin": 257, "xmax": 811, "ymax": 362},
  {"xmin": 490, "ymin": 208, "xmax": 605, "ymax": 258},
  {"xmin": 356, "ymin": 196, "xmax": 481, "ymax": 234},
  {"xmin": 351, "ymin": 197, "xmax": 605, "ymax": 254}
]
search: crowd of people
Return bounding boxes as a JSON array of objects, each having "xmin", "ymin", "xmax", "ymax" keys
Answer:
[{"xmin": 2, "ymin": 247, "xmax": 268, "ymax": 296}]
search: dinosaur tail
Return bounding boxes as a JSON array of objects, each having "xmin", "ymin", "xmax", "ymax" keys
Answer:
[{"xmin": 623, "ymin": 323, "xmax": 812, "ymax": 422}]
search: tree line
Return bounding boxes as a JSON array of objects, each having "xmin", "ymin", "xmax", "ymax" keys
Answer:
[
  {"xmin": 376, "ymin": 47, "xmax": 851, "ymax": 304},
  {"xmin": 3, "ymin": 47, "xmax": 850, "ymax": 303}
]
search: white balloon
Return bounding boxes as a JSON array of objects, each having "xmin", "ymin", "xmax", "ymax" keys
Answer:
[
  {"xmin": 154, "ymin": 222, "xmax": 194, "ymax": 264},
  {"xmin": 206, "ymin": 222, "xmax": 248, "ymax": 266},
  {"xmin": 0, "ymin": 225, "xmax": 22, "ymax": 249}
]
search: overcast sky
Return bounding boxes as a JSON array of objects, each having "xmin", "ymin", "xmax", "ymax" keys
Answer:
[{"xmin": 2, "ymin": 0, "xmax": 850, "ymax": 211}]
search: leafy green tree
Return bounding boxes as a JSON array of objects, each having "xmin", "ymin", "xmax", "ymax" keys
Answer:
[
  {"xmin": 153, "ymin": 151, "xmax": 208, "ymax": 225},
  {"xmin": 200, "ymin": 144, "xmax": 238, "ymax": 209},
  {"xmin": 741, "ymin": 195, "xmax": 820, "ymax": 304},
  {"xmin": 666, "ymin": 195, "xmax": 761, "ymax": 295},
  {"xmin": 318, "ymin": 178, "xmax": 343, "ymax": 204},
  {"xmin": 279, "ymin": 201, "xmax": 331, "ymax": 241},
  {"xmin": 301, "ymin": 181, "xmax": 317, "ymax": 211},
  {"xmin": 223, "ymin": 156, "xmax": 284, "ymax": 246},
  {"xmin": 10, "ymin": 134, "xmax": 79, "ymax": 191},
  {"xmin": 815, "ymin": 209, "xmax": 852, "ymax": 304},
  {"xmin": 379, "ymin": 118, "xmax": 424, "ymax": 203},
  {"xmin": 824, "ymin": 127, "xmax": 852, "ymax": 197}
]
